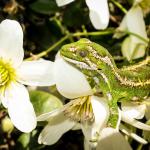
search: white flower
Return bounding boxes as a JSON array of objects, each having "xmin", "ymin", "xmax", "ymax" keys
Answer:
[
  {"xmin": 85, "ymin": 101, "xmax": 150, "ymax": 150},
  {"xmin": 0, "ymin": 19, "xmax": 56, "ymax": 133},
  {"xmin": 48, "ymin": 54, "xmax": 93, "ymax": 99},
  {"xmin": 37, "ymin": 55, "xmax": 150, "ymax": 148},
  {"xmin": 121, "ymin": 102, "xmax": 146, "ymax": 120},
  {"xmin": 36, "ymin": 55, "xmax": 138, "ymax": 148},
  {"xmin": 134, "ymin": 0, "xmax": 150, "ymax": 13},
  {"xmin": 84, "ymin": 128, "xmax": 132, "ymax": 150},
  {"xmin": 37, "ymin": 56, "xmax": 110, "ymax": 147},
  {"xmin": 38, "ymin": 96, "xmax": 109, "ymax": 148},
  {"xmin": 120, "ymin": 101, "xmax": 150, "ymax": 144},
  {"xmin": 114, "ymin": 5, "xmax": 148, "ymax": 61},
  {"xmin": 56, "ymin": 0, "xmax": 109, "ymax": 30},
  {"xmin": 56, "ymin": 0, "xmax": 75, "ymax": 6}
]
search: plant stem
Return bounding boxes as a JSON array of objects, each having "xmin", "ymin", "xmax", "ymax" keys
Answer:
[
  {"xmin": 110, "ymin": 0, "xmax": 128, "ymax": 14},
  {"xmin": 127, "ymin": 31, "xmax": 149, "ymax": 43},
  {"xmin": 26, "ymin": 30, "xmax": 114, "ymax": 60},
  {"xmin": 25, "ymin": 29, "xmax": 148, "ymax": 60},
  {"xmin": 25, "ymin": 35, "xmax": 68, "ymax": 60},
  {"xmin": 72, "ymin": 29, "xmax": 114, "ymax": 37},
  {"xmin": 136, "ymin": 144, "xmax": 143, "ymax": 150}
]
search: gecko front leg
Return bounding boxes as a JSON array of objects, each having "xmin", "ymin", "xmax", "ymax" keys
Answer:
[{"xmin": 106, "ymin": 93, "xmax": 120, "ymax": 128}]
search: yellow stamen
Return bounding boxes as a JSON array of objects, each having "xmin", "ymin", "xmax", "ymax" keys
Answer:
[
  {"xmin": 0, "ymin": 58, "xmax": 16, "ymax": 90},
  {"xmin": 64, "ymin": 96, "xmax": 94, "ymax": 123}
]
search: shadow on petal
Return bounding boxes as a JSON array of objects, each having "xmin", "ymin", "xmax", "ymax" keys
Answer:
[
  {"xmin": 38, "ymin": 112, "xmax": 75, "ymax": 145},
  {"xmin": 97, "ymin": 128, "xmax": 132, "ymax": 150}
]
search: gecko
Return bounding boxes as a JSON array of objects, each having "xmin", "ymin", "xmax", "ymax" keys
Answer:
[{"xmin": 60, "ymin": 38, "xmax": 150, "ymax": 128}]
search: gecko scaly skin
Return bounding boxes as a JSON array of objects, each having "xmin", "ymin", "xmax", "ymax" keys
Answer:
[{"xmin": 60, "ymin": 38, "xmax": 150, "ymax": 128}]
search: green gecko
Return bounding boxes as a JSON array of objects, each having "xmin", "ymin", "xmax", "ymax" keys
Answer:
[{"xmin": 60, "ymin": 38, "xmax": 150, "ymax": 128}]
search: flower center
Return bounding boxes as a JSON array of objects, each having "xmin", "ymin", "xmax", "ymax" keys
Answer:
[
  {"xmin": 0, "ymin": 58, "xmax": 16, "ymax": 88},
  {"xmin": 64, "ymin": 96, "xmax": 94, "ymax": 123}
]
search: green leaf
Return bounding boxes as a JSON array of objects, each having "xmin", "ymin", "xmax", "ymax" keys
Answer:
[
  {"xmin": 29, "ymin": 90, "xmax": 63, "ymax": 116},
  {"xmin": 62, "ymin": 2, "xmax": 89, "ymax": 27},
  {"xmin": 29, "ymin": 0, "xmax": 59, "ymax": 15},
  {"xmin": 17, "ymin": 133, "xmax": 30, "ymax": 149},
  {"xmin": 16, "ymin": 130, "xmax": 43, "ymax": 150}
]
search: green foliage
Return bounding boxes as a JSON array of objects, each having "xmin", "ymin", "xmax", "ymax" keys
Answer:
[
  {"xmin": 29, "ymin": 90, "xmax": 63, "ymax": 116},
  {"xmin": 30, "ymin": 0, "xmax": 59, "ymax": 15},
  {"xmin": 16, "ymin": 130, "xmax": 42, "ymax": 150},
  {"xmin": 1, "ymin": 117, "xmax": 14, "ymax": 133},
  {"xmin": 17, "ymin": 133, "xmax": 30, "ymax": 149},
  {"xmin": 62, "ymin": 2, "xmax": 89, "ymax": 27},
  {"xmin": 0, "ymin": 0, "xmax": 149, "ymax": 149}
]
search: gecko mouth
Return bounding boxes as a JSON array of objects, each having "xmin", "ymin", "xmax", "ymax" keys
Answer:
[{"xmin": 62, "ymin": 56, "xmax": 95, "ymax": 70}]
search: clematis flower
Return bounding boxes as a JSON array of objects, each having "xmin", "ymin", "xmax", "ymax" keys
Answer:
[
  {"xmin": 84, "ymin": 101, "xmax": 150, "ymax": 150},
  {"xmin": 134, "ymin": 0, "xmax": 150, "ymax": 14},
  {"xmin": 37, "ymin": 53, "xmax": 150, "ymax": 149},
  {"xmin": 37, "ymin": 55, "xmax": 110, "ymax": 147},
  {"xmin": 120, "ymin": 101, "xmax": 150, "ymax": 144},
  {"xmin": 48, "ymin": 54, "xmax": 93, "ymax": 99},
  {"xmin": 0, "ymin": 19, "xmax": 56, "ymax": 133},
  {"xmin": 38, "ymin": 98, "xmax": 150, "ymax": 148},
  {"xmin": 84, "ymin": 127, "xmax": 132, "ymax": 150},
  {"xmin": 114, "ymin": 5, "xmax": 148, "ymax": 61},
  {"xmin": 38, "ymin": 96, "xmax": 110, "ymax": 148},
  {"xmin": 37, "ymin": 55, "xmax": 150, "ymax": 148},
  {"xmin": 56, "ymin": 0, "xmax": 109, "ymax": 30}
]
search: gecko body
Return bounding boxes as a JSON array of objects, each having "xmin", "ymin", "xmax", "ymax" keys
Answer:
[{"xmin": 60, "ymin": 38, "xmax": 150, "ymax": 127}]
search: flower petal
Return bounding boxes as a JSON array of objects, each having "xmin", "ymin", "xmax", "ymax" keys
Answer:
[
  {"xmin": 145, "ymin": 100, "xmax": 150, "ymax": 120},
  {"xmin": 120, "ymin": 124, "xmax": 148, "ymax": 144},
  {"xmin": 121, "ymin": 111, "xmax": 150, "ymax": 131},
  {"xmin": 85, "ymin": 0, "xmax": 109, "ymax": 29},
  {"xmin": 37, "ymin": 108, "xmax": 64, "ymax": 121},
  {"xmin": 122, "ymin": 6, "xmax": 148, "ymax": 60},
  {"xmin": 0, "ymin": 19, "xmax": 24, "ymax": 68},
  {"xmin": 119, "ymin": 6, "xmax": 148, "ymax": 60},
  {"xmin": 134, "ymin": 0, "xmax": 143, "ymax": 5},
  {"xmin": 121, "ymin": 37, "xmax": 133, "ymax": 61},
  {"xmin": 6, "ymin": 82, "xmax": 36, "ymax": 132},
  {"xmin": 54, "ymin": 57, "xmax": 92, "ymax": 99},
  {"xmin": 72, "ymin": 123, "xmax": 81, "ymax": 130},
  {"xmin": 96, "ymin": 128, "xmax": 132, "ymax": 150},
  {"xmin": 116, "ymin": 109, "xmax": 122, "ymax": 130},
  {"xmin": 122, "ymin": 36, "xmax": 147, "ymax": 61},
  {"xmin": 113, "ymin": 15, "xmax": 127, "ymax": 39},
  {"xmin": 81, "ymin": 96, "xmax": 109, "ymax": 147},
  {"xmin": 56, "ymin": 0, "xmax": 75, "ymax": 6},
  {"xmin": 1, "ymin": 94, "xmax": 9, "ymax": 108},
  {"xmin": 17, "ymin": 60, "xmax": 55, "ymax": 86},
  {"xmin": 121, "ymin": 102, "xmax": 146, "ymax": 119},
  {"xmin": 38, "ymin": 112, "xmax": 75, "ymax": 145},
  {"xmin": 127, "ymin": 6, "xmax": 147, "ymax": 40}
]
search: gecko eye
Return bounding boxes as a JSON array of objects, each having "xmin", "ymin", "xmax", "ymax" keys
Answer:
[{"xmin": 78, "ymin": 50, "xmax": 88, "ymax": 57}]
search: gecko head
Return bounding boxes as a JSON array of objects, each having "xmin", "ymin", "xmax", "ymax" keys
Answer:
[{"xmin": 60, "ymin": 38, "xmax": 114, "ymax": 71}]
